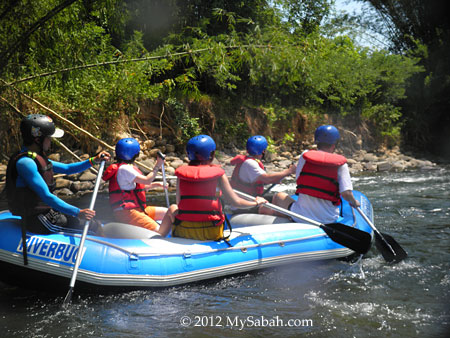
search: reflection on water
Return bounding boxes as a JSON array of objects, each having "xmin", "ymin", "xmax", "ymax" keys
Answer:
[{"xmin": 1, "ymin": 168, "xmax": 449, "ymax": 337}]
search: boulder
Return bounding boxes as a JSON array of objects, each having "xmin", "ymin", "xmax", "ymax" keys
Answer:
[
  {"xmin": 71, "ymin": 181, "xmax": 94, "ymax": 192},
  {"xmin": 55, "ymin": 188, "xmax": 73, "ymax": 196},
  {"xmin": 363, "ymin": 153, "xmax": 379, "ymax": 162},
  {"xmin": 48, "ymin": 153, "xmax": 61, "ymax": 162},
  {"xmin": 55, "ymin": 178, "xmax": 72, "ymax": 189},
  {"xmin": 363, "ymin": 162, "xmax": 378, "ymax": 171},
  {"xmin": 277, "ymin": 159, "xmax": 292, "ymax": 169},
  {"xmin": 377, "ymin": 161, "xmax": 392, "ymax": 172},
  {"xmin": 170, "ymin": 159, "xmax": 184, "ymax": 169},
  {"xmin": 79, "ymin": 171, "xmax": 97, "ymax": 181}
]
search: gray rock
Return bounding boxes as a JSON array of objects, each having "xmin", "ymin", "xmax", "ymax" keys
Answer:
[
  {"xmin": 392, "ymin": 161, "xmax": 406, "ymax": 172},
  {"xmin": 71, "ymin": 181, "xmax": 94, "ymax": 192},
  {"xmin": 48, "ymin": 153, "xmax": 61, "ymax": 162},
  {"xmin": 55, "ymin": 178, "xmax": 72, "ymax": 189},
  {"xmin": 350, "ymin": 163, "xmax": 364, "ymax": 172},
  {"xmin": 377, "ymin": 161, "xmax": 392, "ymax": 172},
  {"xmin": 79, "ymin": 171, "xmax": 97, "ymax": 181},
  {"xmin": 170, "ymin": 159, "xmax": 184, "ymax": 169},
  {"xmin": 165, "ymin": 166, "xmax": 176, "ymax": 175},
  {"xmin": 363, "ymin": 154, "xmax": 379, "ymax": 162},
  {"xmin": 364, "ymin": 162, "xmax": 378, "ymax": 171},
  {"xmin": 277, "ymin": 159, "xmax": 292, "ymax": 168},
  {"xmin": 55, "ymin": 188, "xmax": 73, "ymax": 196}
]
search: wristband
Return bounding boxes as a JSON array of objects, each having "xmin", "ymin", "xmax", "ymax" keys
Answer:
[{"xmin": 89, "ymin": 157, "xmax": 95, "ymax": 166}]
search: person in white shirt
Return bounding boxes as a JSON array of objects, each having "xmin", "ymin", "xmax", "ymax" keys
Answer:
[
  {"xmin": 270, "ymin": 125, "xmax": 360, "ymax": 224},
  {"xmin": 103, "ymin": 138, "xmax": 167, "ymax": 233},
  {"xmin": 230, "ymin": 135, "xmax": 296, "ymax": 214}
]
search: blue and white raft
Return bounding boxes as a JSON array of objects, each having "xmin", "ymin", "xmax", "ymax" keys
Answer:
[{"xmin": 0, "ymin": 191, "xmax": 374, "ymax": 291}]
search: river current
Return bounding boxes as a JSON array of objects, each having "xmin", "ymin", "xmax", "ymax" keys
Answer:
[{"xmin": 0, "ymin": 167, "xmax": 449, "ymax": 337}]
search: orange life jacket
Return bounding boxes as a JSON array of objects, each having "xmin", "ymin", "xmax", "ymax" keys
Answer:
[
  {"xmin": 295, "ymin": 150, "xmax": 347, "ymax": 205},
  {"xmin": 6, "ymin": 151, "xmax": 54, "ymax": 217},
  {"xmin": 230, "ymin": 154, "xmax": 265, "ymax": 196},
  {"xmin": 102, "ymin": 163, "xmax": 147, "ymax": 211},
  {"xmin": 175, "ymin": 164, "xmax": 225, "ymax": 225}
]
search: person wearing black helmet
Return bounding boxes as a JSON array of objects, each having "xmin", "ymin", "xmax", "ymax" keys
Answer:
[
  {"xmin": 102, "ymin": 138, "xmax": 167, "ymax": 233},
  {"xmin": 270, "ymin": 125, "xmax": 360, "ymax": 224},
  {"xmin": 156, "ymin": 135, "xmax": 268, "ymax": 240},
  {"xmin": 230, "ymin": 135, "xmax": 296, "ymax": 214},
  {"xmin": 5, "ymin": 114, "xmax": 110, "ymax": 235}
]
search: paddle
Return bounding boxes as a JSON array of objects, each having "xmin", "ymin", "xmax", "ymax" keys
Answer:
[
  {"xmin": 63, "ymin": 158, "xmax": 106, "ymax": 307},
  {"xmin": 233, "ymin": 189, "xmax": 372, "ymax": 254},
  {"xmin": 157, "ymin": 151, "xmax": 170, "ymax": 208},
  {"xmin": 262, "ymin": 183, "xmax": 277, "ymax": 197},
  {"xmin": 355, "ymin": 207, "xmax": 407, "ymax": 263}
]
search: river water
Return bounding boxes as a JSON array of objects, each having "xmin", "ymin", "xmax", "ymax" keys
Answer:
[{"xmin": 1, "ymin": 167, "xmax": 449, "ymax": 337}]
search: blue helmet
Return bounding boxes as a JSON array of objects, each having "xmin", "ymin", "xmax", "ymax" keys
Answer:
[
  {"xmin": 314, "ymin": 125, "xmax": 340, "ymax": 145},
  {"xmin": 246, "ymin": 135, "xmax": 268, "ymax": 155},
  {"xmin": 116, "ymin": 138, "xmax": 140, "ymax": 161},
  {"xmin": 186, "ymin": 135, "xmax": 216, "ymax": 161}
]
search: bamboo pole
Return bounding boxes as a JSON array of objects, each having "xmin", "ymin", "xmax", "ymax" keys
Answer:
[
  {"xmin": 0, "ymin": 79, "xmax": 153, "ymax": 172},
  {"xmin": 7, "ymin": 45, "xmax": 270, "ymax": 86}
]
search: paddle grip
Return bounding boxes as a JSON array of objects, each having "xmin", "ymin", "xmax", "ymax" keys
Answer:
[{"xmin": 157, "ymin": 151, "xmax": 166, "ymax": 160}]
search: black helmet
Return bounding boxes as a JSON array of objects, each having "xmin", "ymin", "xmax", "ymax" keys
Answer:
[{"xmin": 20, "ymin": 114, "xmax": 64, "ymax": 145}]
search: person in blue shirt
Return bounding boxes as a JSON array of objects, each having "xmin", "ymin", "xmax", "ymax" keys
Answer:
[{"xmin": 5, "ymin": 114, "xmax": 110, "ymax": 234}]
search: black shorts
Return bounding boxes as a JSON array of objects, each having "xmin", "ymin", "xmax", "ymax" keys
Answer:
[{"xmin": 24, "ymin": 209, "xmax": 100, "ymax": 235}]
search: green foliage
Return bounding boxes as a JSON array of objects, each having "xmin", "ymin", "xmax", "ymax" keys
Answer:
[
  {"xmin": 165, "ymin": 98, "xmax": 201, "ymax": 142},
  {"xmin": 0, "ymin": 0, "xmax": 424, "ymax": 152}
]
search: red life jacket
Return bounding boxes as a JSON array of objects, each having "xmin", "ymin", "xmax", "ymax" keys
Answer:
[
  {"xmin": 230, "ymin": 154, "xmax": 265, "ymax": 196},
  {"xmin": 175, "ymin": 164, "xmax": 225, "ymax": 225},
  {"xmin": 102, "ymin": 163, "xmax": 147, "ymax": 211},
  {"xmin": 5, "ymin": 151, "xmax": 55, "ymax": 217},
  {"xmin": 295, "ymin": 150, "xmax": 347, "ymax": 205}
]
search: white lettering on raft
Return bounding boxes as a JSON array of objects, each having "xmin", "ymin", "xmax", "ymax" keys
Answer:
[{"xmin": 16, "ymin": 236, "xmax": 84, "ymax": 264}]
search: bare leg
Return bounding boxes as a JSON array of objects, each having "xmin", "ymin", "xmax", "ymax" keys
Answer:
[
  {"xmin": 157, "ymin": 204, "xmax": 178, "ymax": 237},
  {"xmin": 268, "ymin": 192, "xmax": 295, "ymax": 217},
  {"xmin": 154, "ymin": 206, "xmax": 168, "ymax": 220}
]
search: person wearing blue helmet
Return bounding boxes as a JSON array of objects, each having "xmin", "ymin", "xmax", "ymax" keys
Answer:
[
  {"xmin": 103, "ymin": 138, "xmax": 167, "ymax": 233},
  {"xmin": 230, "ymin": 135, "xmax": 296, "ymax": 214},
  {"xmin": 270, "ymin": 125, "xmax": 360, "ymax": 224},
  {"xmin": 156, "ymin": 135, "xmax": 267, "ymax": 240},
  {"xmin": 5, "ymin": 114, "xmax": 110, "ymax": 236}
]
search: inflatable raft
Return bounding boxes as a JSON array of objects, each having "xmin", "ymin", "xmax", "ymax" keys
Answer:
[{"xmin": 0, "ymin": 191, "xmax": 374, "ymax": 291}]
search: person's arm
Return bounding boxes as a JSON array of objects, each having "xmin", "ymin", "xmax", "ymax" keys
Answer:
[
  {"xmin": 134, "ymin": 157, "xmax": 164, "ymax": 185},
  {"xmin": 219, "ymin": 175, "xmax": 267, "ymax": 208},
  {"xmin": 16, "ymin": 157, "xmax": 80, "ymax": 217},
  {"xmin": 52, "ymin": 151, "xmax": 111, "ymax": 175},
  {"xmin": 338, "ymin": 163, "xmax": 360, "ymax": 207},
  {"xmin": 256, "ymin": 163, "xmax": 296, "ymax": 184},
  {"xmin": 341, "ymin": 190, "xmax": 360, "ymax": 208}
]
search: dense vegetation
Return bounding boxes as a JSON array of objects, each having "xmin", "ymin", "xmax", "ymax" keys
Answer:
[
  {"xmin": 1, "ymin": 0, "xmax": 439, "ymax": 158},
  {"xmin": 356, "ymin": 0, "xmax": 450, "ymax": 156}
]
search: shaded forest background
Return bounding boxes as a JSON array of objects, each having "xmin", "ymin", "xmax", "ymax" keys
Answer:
[{"xmin": 0, "ymin": 0, "xmax": 449, "ymax": 158}]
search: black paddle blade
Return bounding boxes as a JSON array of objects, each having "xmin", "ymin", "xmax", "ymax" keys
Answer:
[
  {"xmin": 375, "ymin": 232, "xmax": 408, "ymax": 263},
  {"xmin": 321, "ymin": 223, "xmax": 372, "ymax": 254}
]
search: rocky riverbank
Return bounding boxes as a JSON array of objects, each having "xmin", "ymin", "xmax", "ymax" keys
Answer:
[{"xmin": 0, "ymin": 143, "xmax": 440, "ymax": 199}]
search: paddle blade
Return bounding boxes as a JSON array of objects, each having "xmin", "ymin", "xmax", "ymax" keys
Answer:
[
  {"xmin": 62, "ymin": 287, "xmax": 73, "ymax": 308},
  {"xmin": 375, "ymin": 232, "xmax": 408, "ymax": 263},
  {"xmin": 321, "ymin": 223, "xmax": 372, "ymax": 254}
]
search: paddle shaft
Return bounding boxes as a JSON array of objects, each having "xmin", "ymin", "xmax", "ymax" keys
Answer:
[
  {"xmin": 157, "ymin": 151, "xmax": 170, "ymax": 208},
  {"xmin": 63, "ymin": 159, "xmax": 106, "ymax": 305},
  {"xmin": 234, "ymin": 189, "xmax": 324, "ymax": 227},
  {"xmin": 233, "ymin": 189, "xmax": 372, "ymax": 254},
  {"xmin": 355, "ymin": 206, "xmax": 396, "ymax": 256},
  {"xmin": 262, "ymin": 183, "xmax": 277, "ymax": 197}
]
